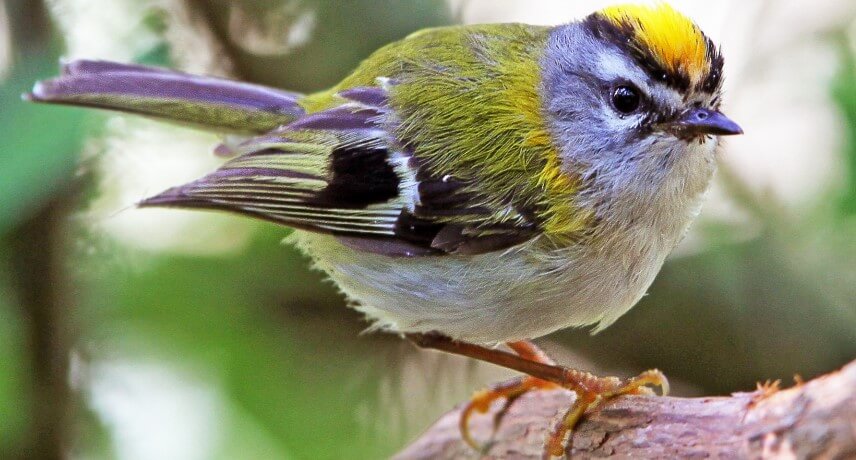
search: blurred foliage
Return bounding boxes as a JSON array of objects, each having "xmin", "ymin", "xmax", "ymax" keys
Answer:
[
  {"xmin": 0, "ymin": 55, "xmax": 85, "ymax": 233},
  {"xmin": 0, "ymin": 1, "xmax": 854, "ymax": 460},
  {"xmin": 832, "ymin": 34, "xmax": 856, "ymax": 216},
  {"xmin": 0, "ymin": 281, "xmax": 28, "ymax": 456},
  {"xmin": 197, "ymin": 0, "xmax": 452, "ymax": 91},
  {"xmin": 77, "ymin": 228, "xmax": 404, "ymax": 459}
]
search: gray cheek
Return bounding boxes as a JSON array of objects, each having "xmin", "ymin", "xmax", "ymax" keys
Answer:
[{"xmin": 549, "ymin": 107, "xmax": 643, "ymax": 168}]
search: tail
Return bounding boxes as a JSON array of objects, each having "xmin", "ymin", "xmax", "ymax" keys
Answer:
[{"xmin": 26, "ymin": 60, "xmax": 305, "ymax": 134}]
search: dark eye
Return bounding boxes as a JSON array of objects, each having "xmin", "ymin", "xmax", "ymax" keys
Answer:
[{"xmin": 611, "ymin": 85, "xmax": 642, "ymax": 114}]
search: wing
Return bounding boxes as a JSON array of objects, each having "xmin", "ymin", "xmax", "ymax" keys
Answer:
[{"xmin": 141, "ymin": 86, "xmax": 539, "ymax": 257}]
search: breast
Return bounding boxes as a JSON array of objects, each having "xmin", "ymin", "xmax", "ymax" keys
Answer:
[{"xmin": 556, "ymin": 140, "xmax": 719, "ymax": 332}]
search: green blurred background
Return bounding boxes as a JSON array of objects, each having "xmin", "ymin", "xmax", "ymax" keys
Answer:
[{"xmin": 0, "ymin": 1, "xmax": 854, "ymax": 459}]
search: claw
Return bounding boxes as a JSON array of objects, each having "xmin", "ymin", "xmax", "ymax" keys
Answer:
[
  {"xmin": 492, "ymin": 390, "xmax": 524, "ymax": 433},
  {"xmin": 617, "ymin": 369, "xmax": 669, "ymax": 397},
  {"xmin": 459, "ymin": 387, "xmax": 498, "ymax": 451},
  {"xmin": 544, "ymin": 391, "xmax": 597, "ymax": 459},
  {"xmin": 459, "ymin": 376, "xmax": 559, "ymax": 452}
]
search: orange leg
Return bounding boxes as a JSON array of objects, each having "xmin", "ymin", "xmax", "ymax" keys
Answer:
[
  {"xmin": 507, "ymin": 340, "xmax": 556, "ymax": 365},
  {"xmin": 407, "ymin": 333, "xmax": 669, "ymax": 458}
]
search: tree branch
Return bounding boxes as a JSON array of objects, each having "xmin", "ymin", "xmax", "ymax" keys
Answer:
[{"xmin": 395, "ymin": 360, "xmax": 856, "ymax": 459}]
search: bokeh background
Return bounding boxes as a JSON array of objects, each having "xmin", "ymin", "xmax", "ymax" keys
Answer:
[{"xmin": 1, "ymin": 0, "xmax": 854, "ymax": 459}]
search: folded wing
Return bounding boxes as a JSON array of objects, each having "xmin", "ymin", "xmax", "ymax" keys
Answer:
[{"xmin": 141, "ymin": 86, "xmax": 539, "ymax": 256}]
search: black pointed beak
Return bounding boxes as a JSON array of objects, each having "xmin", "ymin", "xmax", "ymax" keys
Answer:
[{"xmin": 667, "ymin": 108, "xmax": 744, "ymax": 138}]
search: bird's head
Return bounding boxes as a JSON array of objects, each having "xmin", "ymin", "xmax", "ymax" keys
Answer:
[{"xmin": 543, "ymin": 3, "xmax": 742, "ymax": 211}]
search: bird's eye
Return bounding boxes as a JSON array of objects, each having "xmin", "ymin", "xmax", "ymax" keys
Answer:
[{"xmin": 611, "ymin": 85, "xmax": 642, "ymax": 114}]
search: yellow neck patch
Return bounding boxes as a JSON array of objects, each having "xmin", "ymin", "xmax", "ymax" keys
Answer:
[{"xmin": 600, "ymin": 3, "xmax": 710, "ymax": 86}]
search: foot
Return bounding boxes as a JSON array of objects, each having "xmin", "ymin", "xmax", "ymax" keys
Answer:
[
  {"xmin": 406, "ymin": 334, "xmax": 669, "ymax": 458},
  {"xmin": 543, "ymin": 369, "xmax": 669, "ymax": 459}
]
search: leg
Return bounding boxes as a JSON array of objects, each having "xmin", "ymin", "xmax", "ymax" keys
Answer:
[
  {"xmin": 407, "ymin": 333, "xmax": 574, "ymax": 386},
  {"xmin": 407, "ymin": 333, "xmax": 669, "ymax": 458},
  {"xmin": 507, "ymin": 340, "xmax": 555, "ymax": 365}
]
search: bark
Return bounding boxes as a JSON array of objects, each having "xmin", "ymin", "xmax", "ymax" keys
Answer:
[{"xmin": 395, "ymin": 360, "xmax": 856, "ymax": 459}]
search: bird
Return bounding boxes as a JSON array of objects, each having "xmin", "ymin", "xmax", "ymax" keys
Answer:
[{"xmin": 28, "ymin": 3, "xmax": 743, "ymax": 457}]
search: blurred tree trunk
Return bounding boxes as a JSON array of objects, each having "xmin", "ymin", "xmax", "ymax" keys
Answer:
[
  {"xmin": 7, "ymin": 190, "xmax": 78, "ymax": 460},
  {"xmin": 4, "ymin": 1, "xmax": 79, "ymax": 459}
]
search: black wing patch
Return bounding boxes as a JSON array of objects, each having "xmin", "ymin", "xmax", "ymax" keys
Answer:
[
  {"xmin": 396, "ymin": 173, "xmax": 538, "ymax": 255},
  {"xmin": 311, "ymin": 145, "xmax": 399, "ymax": 208}
]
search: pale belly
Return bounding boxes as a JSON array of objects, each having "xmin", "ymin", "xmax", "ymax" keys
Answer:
[{"xmin": 289, "ymin": 231, "xmax": 670, "ymax": 344}]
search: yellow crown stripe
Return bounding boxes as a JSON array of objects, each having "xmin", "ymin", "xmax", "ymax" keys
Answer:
[{"xmin": 600, "ymin": 3, "xmax": 709, "ymax": 85}]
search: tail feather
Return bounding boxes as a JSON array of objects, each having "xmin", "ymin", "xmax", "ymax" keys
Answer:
[
  {"xmin": 60, "ymin": 59, "xmax": 175, "ymax": 76},
  {"xmin": 27, "ymin": 60, "xmax": 305, "ymax": 134}
]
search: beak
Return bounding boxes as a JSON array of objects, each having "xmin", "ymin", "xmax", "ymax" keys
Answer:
[{"xmin": 666, "ymin": 108, "xmax": 744, "ymax": 138}]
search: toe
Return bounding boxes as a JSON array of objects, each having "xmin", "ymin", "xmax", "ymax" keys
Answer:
[{"xmin": 459, "ymin": 376, "xmax": 559, "ymax": 452}]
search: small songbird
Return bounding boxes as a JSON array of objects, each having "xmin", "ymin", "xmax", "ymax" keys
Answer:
[{"xmin": 29, "ymin": 3, "xmax": 742, "ymax": 457}]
